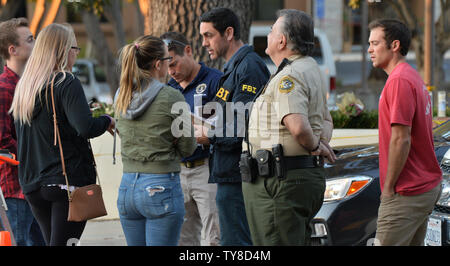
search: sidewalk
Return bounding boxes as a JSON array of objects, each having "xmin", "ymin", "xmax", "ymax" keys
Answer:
[{"xmin": 79, "ymin": 219, "xmax": 125, "ymax": 246}]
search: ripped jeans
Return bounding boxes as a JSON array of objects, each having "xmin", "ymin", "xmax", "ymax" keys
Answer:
[{"xmin": 117, "ymin": 172, "xmax": 185, "ymax": 246}]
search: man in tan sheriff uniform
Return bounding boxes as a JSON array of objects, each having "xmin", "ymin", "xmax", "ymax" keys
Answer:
[{"xmin": 241, "ymin": 9, "xmax": 336, "ymax": 246}]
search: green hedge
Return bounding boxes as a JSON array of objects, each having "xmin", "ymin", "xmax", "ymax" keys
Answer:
[
  {"xmin": 331, "ymin": 109, "xmax": 378, "ymax": 129},
  {"xmin": 91, "ymin": 102, "xmax": 115, "ymax": 118},
  {"xmin": 331, "ymin": 107, "xmax": 449, "ymax": 129},
  {"xmin": 433, "ymin": 107, "xmax": 450, "ymax": 117}
]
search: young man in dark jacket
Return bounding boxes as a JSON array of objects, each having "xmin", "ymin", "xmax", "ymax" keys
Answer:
[{"xmin": 197, "ymin": 7, "xmax": 270, "ymax": 246}]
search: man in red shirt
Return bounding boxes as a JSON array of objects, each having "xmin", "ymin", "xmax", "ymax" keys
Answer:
[
  {"xmin": 0, "ymin": 18, "xmax": 44, "ymax": 246},
  {"xmin": 368, "ymin": 19, "xmax": 442, "ymax": 246}
]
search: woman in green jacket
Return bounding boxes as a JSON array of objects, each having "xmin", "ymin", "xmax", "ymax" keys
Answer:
[{"xmin": 115, "ymin": 35, "xmax": 196, "ymax": 246}]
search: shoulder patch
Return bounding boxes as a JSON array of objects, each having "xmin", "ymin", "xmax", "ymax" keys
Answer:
[{"xmin": 278, "ymin": 76, "xmax": 294, "ymax": 93}]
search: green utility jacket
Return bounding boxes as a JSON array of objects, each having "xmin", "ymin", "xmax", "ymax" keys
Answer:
[{"xmin": 116, "ymin": 79, "xmax": 196, "ymax": 174}]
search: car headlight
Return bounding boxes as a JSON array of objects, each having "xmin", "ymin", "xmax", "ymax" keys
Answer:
[
  {"xmin": 437, "ymin": 148, "xmax": 450, "ymax": 207},
  {"xmin": 324, "ymin": 175, "xmax": 373, "ymax": 202}
]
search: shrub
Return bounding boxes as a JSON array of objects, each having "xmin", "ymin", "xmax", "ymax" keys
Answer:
[
  {"xmin": 332, "ymin": 92, "xmax": 378, "ymax": 129},
  {"xmin": 433, "ymin": 106, "xmax": 450, "ymax": 117},
  {"xmin": 330, "ymin": 109, "xmax": 378, "ymax": 129},
  {"xmin": 91, "ymin": 102, "xmax": 115, "ymax": 118}
]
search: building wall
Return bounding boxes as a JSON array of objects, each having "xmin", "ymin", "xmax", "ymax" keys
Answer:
[
  {"xmin": 313, "ymin": 0, "xmax": 343, "ymax": 53},
  {"xmin": 284, "ymin": 0, "xmax": 312, "ymax": 14}
]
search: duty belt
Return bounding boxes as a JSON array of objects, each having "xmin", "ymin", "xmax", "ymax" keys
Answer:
[
  {"xmin": 283, "ymin": 155, "xmax": 324, "ymax": 169},
  {"xmin": 181, "ymin": 158, "xmax": 206, "ymax": 168}
]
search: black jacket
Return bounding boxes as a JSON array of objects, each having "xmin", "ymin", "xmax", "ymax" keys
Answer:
[
  {"xmin": 208, "ymin": 45, "xmax": 270, "ymax": 183},
  {"xmin": 15, "ymin": 73, "xmax": 110, "ymax": 194}
]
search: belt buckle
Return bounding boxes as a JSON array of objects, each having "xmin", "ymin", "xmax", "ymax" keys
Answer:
[
  {"xmin": 313, "ymin": 156, "xmax": 320, "ymax": 167},
  {"xmin": 186, "ymin": 161, "xmax": 193, "ymax": 168},
  {"xmin": 313, "ymin": 156, "xmax": 324, "ymax": 167}
]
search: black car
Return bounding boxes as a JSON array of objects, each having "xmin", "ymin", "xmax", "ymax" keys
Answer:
[{"xmin": 310, "ymin": 121, "xmax": 450, "ymax": 246}]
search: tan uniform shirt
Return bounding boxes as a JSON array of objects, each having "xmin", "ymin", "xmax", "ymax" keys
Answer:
[{"xmin": 245, "ymin": 54, "xmax": 328, "ymax": 157}]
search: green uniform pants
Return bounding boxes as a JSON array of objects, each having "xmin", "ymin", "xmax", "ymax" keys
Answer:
[{"xmin": 242, "ymin": 167, "xmax": 325, "ymax": 246}]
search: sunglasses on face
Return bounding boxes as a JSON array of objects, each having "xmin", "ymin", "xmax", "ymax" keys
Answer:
[
  {"xmin": 162, "ymin": 38, "xmax": 187, "ymax": 49},
  {"xmin": 71, "ymin": 46, "xmax": 81, "ymax": 52},
  {"xmin": 160, "ymin": 56, "xmax": 173, "ymax": 61}
]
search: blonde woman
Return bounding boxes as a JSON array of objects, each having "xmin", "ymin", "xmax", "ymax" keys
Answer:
[
  {"xmin": 115, "ymin": 35, "xmax": 195, "ymax": 246},
  {"xmin": 10, "ymin": 23, "xmax": 114, "ymax": 246}
]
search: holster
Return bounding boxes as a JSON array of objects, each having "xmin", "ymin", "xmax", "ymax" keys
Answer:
[
  {"xmin": 255, "ymin": 149, "xmax": 273, "ymax": 178},
  {"xmin": 272, "ymin": 144, "xmax": 286, "ymax": 180},
  {"xmin": 239, "ymin": 151, "xmax": 257, "ymax": 183}
]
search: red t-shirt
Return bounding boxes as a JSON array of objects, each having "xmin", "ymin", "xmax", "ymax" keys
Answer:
[{"xmin": 378, "ymin": 62, "xmax": 442, "ymax": 196}]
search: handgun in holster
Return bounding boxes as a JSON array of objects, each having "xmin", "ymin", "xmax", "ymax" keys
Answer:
[
  {"xmin": 272, "ymin": 144, "xmax": 286, "ymax": 180},
  {"xmin": 239, "ymin": 151, "xmax": 257, "ymax": 183}
]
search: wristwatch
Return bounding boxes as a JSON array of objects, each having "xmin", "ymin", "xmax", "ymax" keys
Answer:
[{"xmin": 310, "ymin": 140, "xmax": 320, "ymax": 152}]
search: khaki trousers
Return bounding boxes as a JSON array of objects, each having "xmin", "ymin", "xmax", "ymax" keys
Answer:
[
  {"xmin": 375, "ymin": 182, "xmax": 442, "ymax": 246},
  {"xmin": 178, "ymin": 160, "xmax": 220, "ymax": 246}
]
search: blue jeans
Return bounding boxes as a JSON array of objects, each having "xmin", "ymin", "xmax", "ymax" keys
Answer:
[
  {"xmin": 117, "ymin": 172, "xmax": 185, "ymax": 246},
  {"xmin": 216, "ymin": 182, "xmax": 252, "ymax": 246},
  {"xmin": 3, "ymin": 198, "xmax": 45, "ymax": 246}
]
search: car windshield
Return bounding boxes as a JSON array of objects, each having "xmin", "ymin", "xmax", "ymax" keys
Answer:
[
  {"xmin": 72, "ymin": 63, "xmax": 89, "ymax": 83},
  {"xmin": 252, "ymin": 36, "xmax": 270, "ymax": 61},
  {"xmin": 94, "ymin": 64, "xmax": 107, "ymax": 82}
]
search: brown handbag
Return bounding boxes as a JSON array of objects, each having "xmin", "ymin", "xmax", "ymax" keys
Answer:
[{"xmin": 50, "ymin": 75, "xmax": 107, "ymax": 222}]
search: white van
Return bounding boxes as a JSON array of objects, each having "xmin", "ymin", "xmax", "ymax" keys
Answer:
[
  {"xmin": 249, "ymin": 25, "xmax": 337, "ymax": 108},
  {"xmin": 72, "ymin": 59, "xmax": 113, "ymax": 104}
]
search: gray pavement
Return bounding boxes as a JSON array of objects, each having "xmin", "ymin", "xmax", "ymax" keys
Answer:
[{"xmin": 79, "ymin": 219, "xmax": 126, "ymax": 246}]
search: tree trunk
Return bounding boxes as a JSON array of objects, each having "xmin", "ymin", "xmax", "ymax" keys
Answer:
[
  {"xmin": 81, "ymin": 10, "xmax": 119, "ymax": 97},
  {"xmin": 103, "ymin": 0, "xmax": 126, "ymax": 50},
  {"xmin": 0, "ymin": 0, "xmax": 25, "ymax": 21},
  {"xmin": 40, "ymin": 0, "xmax": 62, "ymax": 30},
  {"xmin": 434, "ymin": 44, "xmax": 446, "ymax": 90},
  {"xmin": 29, "ymin": 0, "xmax": 45, "ymax": 35},
  {"xmin": 134, "ymin": 0, "xmax": 146, "ymax": 35},
  {"xmin": 435, "ymin": 0, "xmax": 450, "ymax": 89},
  {"xmin": 385, "ymin": 0, "xmax": 450, "ymax": 88},
  {"xmin": 147, "ymin": 0, "xmax": 255, "ymax": 71}
]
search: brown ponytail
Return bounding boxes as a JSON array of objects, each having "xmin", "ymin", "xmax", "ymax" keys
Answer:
[{"xmin": 115, "ymin": 35, "xmax": 165, "ymax": 115}]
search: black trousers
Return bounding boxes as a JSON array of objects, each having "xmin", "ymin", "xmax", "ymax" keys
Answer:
[{"xmin": 25, "ymin": 186, "xmax": 86, "ymax": 246}]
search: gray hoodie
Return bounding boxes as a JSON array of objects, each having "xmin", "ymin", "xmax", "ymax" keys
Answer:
[{"xmin": 114, "ymin": 79, "xmax": 164, "ymax": 120}]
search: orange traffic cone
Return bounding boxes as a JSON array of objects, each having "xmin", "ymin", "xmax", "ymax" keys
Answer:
[{"xmin": 0, "ymin": 231, "xmax": 12, "ymax": 246}]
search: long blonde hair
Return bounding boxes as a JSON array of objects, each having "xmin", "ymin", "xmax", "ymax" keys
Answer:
[
  {"xmin": 115, "ymin": 35, "xmax": 165, "ymax": 115},
  {"xmin": 10, "ymin": 23, "xmax": 75, "ymax": 125}
]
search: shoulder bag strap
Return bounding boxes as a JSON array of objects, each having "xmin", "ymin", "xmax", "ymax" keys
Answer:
[
  {"xmin": 49, "ymin": 74, "xmax": 72, "ymax": 202},
  {"xmin": 87, "ymin": 140, "xmax": 101, "ymax": 187},
  {"xmin": 50, "ymin": 75, "xmax": 101, "ymax": 202}
]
